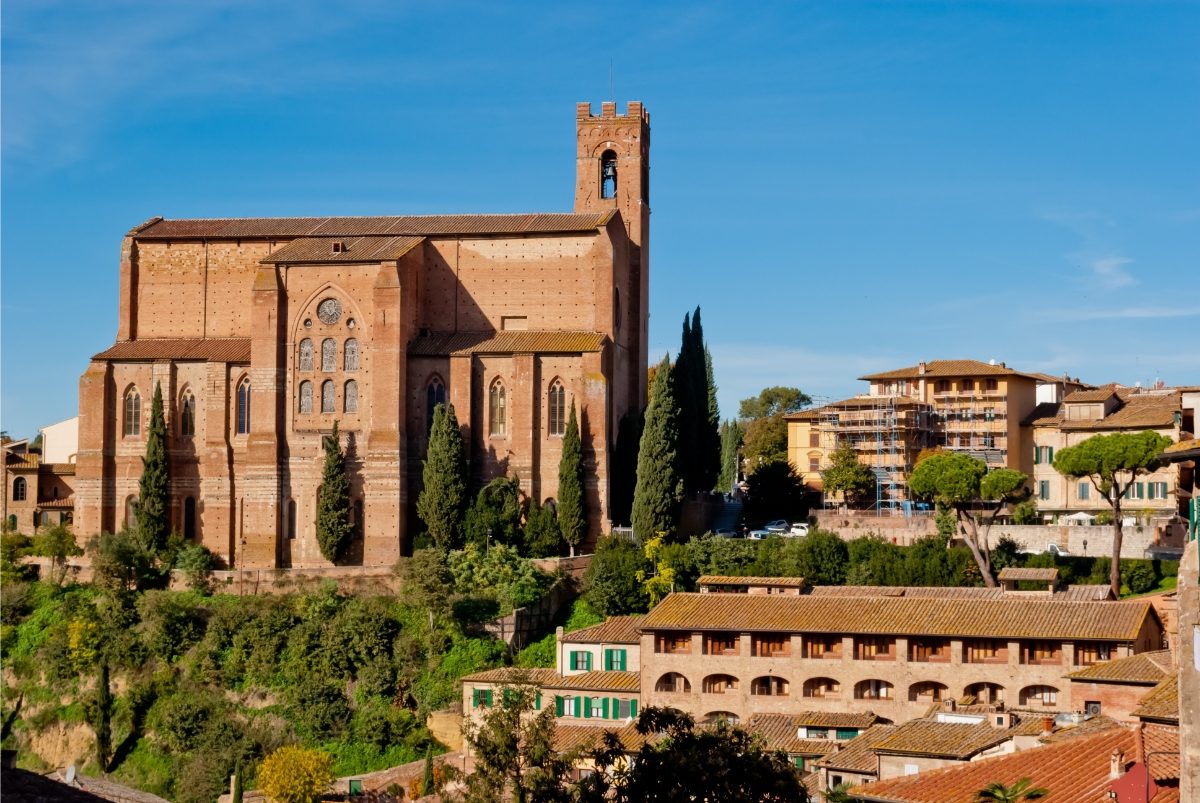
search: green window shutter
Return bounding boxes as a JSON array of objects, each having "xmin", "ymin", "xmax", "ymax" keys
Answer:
[
  {"xmin": 573, "ymin": 697, "xmax": 581, "ymax": 717},
  {"xmin": 1034, "ymin": 446, "xmax": 1041, "ymax": 464},
  {"xmin": 585, "ymin": 652, "xmax": 593, "ymax": 671},
  {"xmin": 582, "ymin": 697, "xmax": 591, "ymax": 718},
  {"xmin": 630, "ymin": 699, "xmax": 638, "ymax": 717},
  {"xmin": 472, "ymin": 689, "xmax": 479, "ymax": 709},
  {"xmin": 1048, "ymin": 447, "xmax": 1054, "ymax": 462},
  {"xmin": 603, "ymin": 649, "xmax": 612, "ymax": 671},
  {"xmin": 618, "ymin": 649, "xmax": 627, "ymax": 671},
  {"xmin": 602, "ymin": 698, "xmax": 610, "ymax": 719},
  {"xmin": 555, "ymin": 696, "xmax": 564, "ymax": 716},
  {"xmin": 535, "ymin": 691, "xmax": 542, "ymax": 710},
  {"xmin": 483, "ymin": 690, "xmax": 493, "ymax": 707},
  {"xmin": 795, "ymin": 756, "xmax": 805, "ymax": 770},
  {"xmin": 612, "ymin": 696, "xmax": 620, "ymax": 718}
]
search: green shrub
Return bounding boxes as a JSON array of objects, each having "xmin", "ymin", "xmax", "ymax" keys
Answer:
[
  {"xmin": 287, "ymin": 677, "xmax": 350, "ymax": 742},
  {"xmin": 138, "ymin": 592, "xmax": 205, "ymax": 662},
  {"xmin": 1121, "ymin": 560, "xmax": 1158, "ymax": 595}
]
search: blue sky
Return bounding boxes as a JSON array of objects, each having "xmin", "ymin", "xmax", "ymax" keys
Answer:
[{"xmin": 2, "ymin": 0, "xmax": 1197, "ymax": 439}]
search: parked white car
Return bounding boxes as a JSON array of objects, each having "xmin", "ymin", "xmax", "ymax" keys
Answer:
[
  {"xmin": 764, "ymin": 519, "xmax": 789, "ymax": 533},
  {"xmin": 748, "ymin": 529, "xmax": 773, "ymax": 540},
  {"xmin": 788, "ymin": 523, "xmax": 810, "ymax": 537}
]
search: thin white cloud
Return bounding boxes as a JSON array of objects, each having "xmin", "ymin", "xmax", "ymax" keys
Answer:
[
  {"xmin": 1085, "ymin": 255, "xmax": 1135, "ymax": 289},
  {"xmin": 1055, "ymin": 306, "xmax": 1200, "ymax": 322}
]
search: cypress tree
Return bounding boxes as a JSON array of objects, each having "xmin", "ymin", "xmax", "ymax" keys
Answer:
[
  {"xmin": 695, "ymin": 312, "xmax": 721, "ymax": 491},
  {"xmin": 557, "ymin": 401, "xmax": 586, "ymax": 555},
  {"xmin": 418, "ymin": 403, "xmax": 468, "ymax": 551},
  {"xmin": 86, "ymin": 659, "xmax": 113, "ymax": 770},
  {"xmin": 717, "ymin": 419, "xmax": 744, "ymax": 493},
  {"xmin": 135, "ymin": 382, "xmax": 170, "ymax": 552},
  {"xmin": 673, "ymin": 314, "xmax": 698, "ymax": 495},
  {"xmin": 610, "ymin": 410, "xmax": 643, "ymax": 526},
  {"xmin": 421, "ymin": 745, "xmax": 435, "ymax": 796},
  {"xmin": 315, "ymin": 421, "xmax": 354, "ymax": 563},
  {"xmin": 632, "ymin": 355, "xmax": 683, "ymax": 542}
]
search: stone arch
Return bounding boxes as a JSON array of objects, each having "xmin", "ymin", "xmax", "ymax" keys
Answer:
[
  {"xmin": 12, "ymin": 476, "xmax": 27, "ymax": 502},
  {"xmin": 802, "ymin": 677, "xmax": 841, "ymax": 699},
  {"xmin": 908, "ymin": 681, "xmax": 948, "ymax": 702},
  {"xmin": 654, "ymin": 672, "xmax": 691, "ymax": 694},
  {"xmin": 1019, "ymin": 685, "xmax": 1059, "ymax": 707},
  {"xmin": 965, "ymin": 682, "xmax": 1005, "ymax": 704},
  {"xmin": 290, "ymin": 282, "xmax": 368, "ymax": 342},
  {"xmin": 750, "ymin": 676, "xmax": 790, "ymax": 697},
  {"xmin": 701, "ymin": 674, "xmax": 739, "ymax": 694},
  {"xmin": 703, "ymin": 711, "xmax": 740, "ymax": 725},
  {"xmin": 855, "ymin": 679, "xmax": 894, "ymax": 700}
]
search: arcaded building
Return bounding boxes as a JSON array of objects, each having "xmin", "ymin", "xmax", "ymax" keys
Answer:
[{"xmin": 75, "ymin": 101, "xmax": 651, "ymax": 568}]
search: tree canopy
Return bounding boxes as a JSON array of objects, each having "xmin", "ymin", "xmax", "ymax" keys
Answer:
[
  {"xmin": 418, "ymin": 403, "xmax": 469, "ymax": 551},
  {"xmin": 821, "ymin": 445, "xmax": 876, "ymax": 508},
  {"xmin": 908, "ymin": 452, "xmax": 999, "ymax": 586},
  {"xmin": 631, "ymin": 356, "xmax": 683, "ymax": 542},
  {"xmin": 738, "ymin": 386, "xmax": 812, "ymax": 420},
  {"xmin": 1053, "ymin": 430, "xmax": 1172, "ymax": 595},
  {"xmin": 315, "ymin": 421, "xmax": 354, "ymax": 563}
]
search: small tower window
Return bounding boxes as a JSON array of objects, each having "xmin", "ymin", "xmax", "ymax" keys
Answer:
[
  {"xmin": 489, "ymin": 379, "xmax": 507, "ymax": 437},
  {"xmin": 124, "ymin": 388, "xmax": 142, "ymax": 436},
  {"xmin": 180, "ymin": 390, "xmax": 196, "ymax": 438},
  {"xmin": 600, "ymin": 150, "xmax": 618, "ymax": 199},
  {"xmin": 236, "ymin": 379, "xmax": 251, "ymax": 434}
]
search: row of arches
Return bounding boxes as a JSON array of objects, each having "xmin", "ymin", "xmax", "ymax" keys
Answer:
[
  {"xmin": 299, "ymin": 380, "xmax": 359, "ymax": 415},
  {"xmin": 298, "ymin": 338, "xmax": 358, "ymax": 373},
  {"xmin": 653, "ymin": 673, "xmax": 1060, "ymax": 706},
  {"xmin": 122, "ymin": 380, "xmax": 250, "ymax": 438}
]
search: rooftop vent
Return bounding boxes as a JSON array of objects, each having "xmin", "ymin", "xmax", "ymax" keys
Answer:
[{"xmin": 332, "ymin": 240, "xmax": 347, "ymax": 254}]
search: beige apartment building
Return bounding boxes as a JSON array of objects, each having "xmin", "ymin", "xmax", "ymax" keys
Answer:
[
  {"xmin": 789, "ymin": 360, "xmax": 1068, "ymax": 508},
  {"xmin": 1027, "ymin": 389, "xmax": 1191, "ymax": 521},
  {"xmin": 637, "ymin": 592, "xmax": 1163, "ymax": 724}
]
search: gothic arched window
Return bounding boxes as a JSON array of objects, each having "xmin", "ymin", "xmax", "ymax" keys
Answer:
[
  {"xmin": 321, "ymin": 338, "xmax": 336, "ymax": 372},
  {"xmin": 298, "ymin": 338, "xmax": 314, "ymax": 371},
  {"xmin": 601, "ymin": 149, "xmax": 618, "ymax": 199},
  {"xmin": 489, "ymin": 379, "xmax": 507, "ymax": 437},
  {"xmin": 426, "ymin": 377, "xmax": 446, "ymax": 432},
  {"xmin": 344, "ymin": 338, "xmax": 359, "ymax": 372},
  {"xmin": 321, "ymin": 380, "xmax": 335, "ymax": 413},
  {"xmin": 548, "ymin": 379, "xmax": 566, "ymax": 437},
  {"xmin": 124, "ymin": 388, "xmax": 142, "ymax": 436},
  {"xmin": 12, "ymin": 477, "xmax": 26, "ymax": 502},
  {"xmin": 180, "ymin": 390, "xmax": 196, "ymax": 438},
  {"xmin": 236, "ymin": 379, "xmax": 251, "ymax": 435},
  {"xmin": 299, "ymin": 380, "xmax": 313, "ymax": 414},
  {"xmin": 344, "ymin": 380, "xmax": 359, "ymax": 413}
]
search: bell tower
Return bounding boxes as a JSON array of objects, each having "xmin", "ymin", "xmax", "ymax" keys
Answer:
[{"xmin": 574, "ymin": 101, "xmax": 650, "ymax": 403}]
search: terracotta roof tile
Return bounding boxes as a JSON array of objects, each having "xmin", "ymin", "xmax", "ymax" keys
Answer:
[
  {"xmin": 698, "ymin": 575, "xmax": 807, "ymax": 588},
  {"xmin": 1063, "ymin": 388, "xmax": 1119, "ymax": 402},
  {"xmin": 93, "ymin": 338, "xmax": 251, "ymax": 363},
  {"xmin": 408, "ymin": 330, "xmax": 607, "ymax": 357},
  {"xmin": 460, "ymin": 667, "xmax": 561, "ymax": 686},
  {"xmin": 560, "ymin": 615, "xmax": 645, "ymax": 645},
  {"xmin": 814, "ymin": 724, "xmax": 897, "ymax": 772},
  {"xmin": 37, "ymin": 498, "xmax": 76, "ymax": 510},
  {"xmin": 552, "ymin": 722, "xmax": 649, "ymax": 754},
  {"xmin": 851, "ymin": 726, "xmax": 1178, "ymax": 803},
  {"xmin": 869, "ymin": 719, "xmax": 1011, "ymax": 759},
  {"xmin": 1067, "ymin": 650, "xmax": 1173, "ymax": 684},
  {"xmin": 859, "ymin": 360, "xmax": 1038, "ymax": 381},
  {"xmin": 1055, "ymin": 584, "xmax": 1115, "ymax": 601},
  {"xmin": 1060, "ymin": 392, "xmax": 1181, "ymax": 432},
  {"xmin": 550, "ymin": 671, "xmax": 640, "ymax": 693},
  {"xmin": 262, "ymin": 235, "xmax": 424, "ymax": 264},
  {"xmin": 744, "ymin": 714, "xmax": 838, "ymax": 756},
  {"xmin": 5, "ymin": 453, "xmax": 40, "ymax": 471},
  {"xmin": 806, "ymin": 586, "xmax": 1007, "ymax": 600},
  {"xmin": 640, "ymin": 593, "xmax": 1154, "ymax": 641},
  {"xmin": 135, "ymin": 212, "xmax": 615, "ymax": 240},
  {"xmin": 787, "ymin": 710, "xmax": 880, "ymax": 729},
  {"xmin": 1144, "ymin": 724, "xmax": 1180, "ymax": 781},
  {"xmin": 1132, "ymin": 675, "xmax": 1179, "ymax": 723},
  {"xmin": 998, "ymin": 567, "xmax": 1058, "ymax": 582},
  {"xmin": 1024, "ymin": 401, "xmax": 1063, "ymax": 426},
  {"xmin": 44, "ymin": 463, "xmax": 76, "ymax": 475}
]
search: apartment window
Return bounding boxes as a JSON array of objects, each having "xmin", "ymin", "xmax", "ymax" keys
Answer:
[
  {"xmin": 1020, "ymin": 685, "xmax": 1059, "ymax": 707},
  {"xmin": 344, "ymin": 380, "xmax": 358, "ymax": 413},
  {"xmin": 236, "ymin": 379, "xmax": 251, "ymax": 435},
  {"xmin": 935, "ymin": 380, "xmax": 951, "ymax": 393},
  {"xmin": 836, "ymin": 729, "xmax": 860, "ymax": 741},
  {"xmin": 298, "ymin": 338, "xmax": 314, "ymax": 371},
  {"xmin": 908, "ymin": 681, "xmax": 947, "ymax": 702},
  {"xmin": 124, "ymin": 388, "xmax": 142, "ymax": 436},
  {"xmin": 344, "ymin": 338, "xmax": 359, "ymax": 371},
  {"xmin": 802, "ymin": 677, "xmax": 840, "ymax": 698},
  {"xmin": 982, "ymin": 434, "xmax": 994, "ymax": 448},
  {"xmin": 570, "ymin": 651, "xmax": 593, "ymax": 671},
  {"xmin": 1023, "ymin": 641, "xmax": 1062, "ymax": 665},
  {"xmin": 804, "ymin": 635, "xmax": 841, "ymax": 659},
  {"xmin": 617, "ymin": 698, "xmax": 636, "ymax": 719},
  {"xmin": 703, "ymin": 633, "xmax": 739, "ymax": 656},
  {"xmin": 855, "ymin": 636, "xmax": 894, "ymax": 660},
  {"xmin": 984, "ymin": 378, "xmax": 998, "ymax": 392},
  {"xmin": 1035, "ymin": 445, "xmax": 1054, "ymax": 464},
  {"xmin": 809, "ymin": 456, "xmax": 820, "ymax": 472},
  {"xmin": 910, "ymin": 638, "xmax": 950, "ymax": 662},
  {"xmin": 1125, "ymin": 482, "xmax": 1146, "ymax": 500},
  {"xmin": 984, "ymin": 407, "xmax": 995, "ymax": 422},
  {"xmin": 471, "ymin": 688, "xmax": 494, "ymax": 708},
  {"xmin": 809, "ymin": 431, "xmax": 820, "ymax": 447},
  {"xmin": 12, "ymin": 477, "xmax": 27, "ymax": 502},
  {"xmin": 548, "ymin": 379, "xmax": 566, "ymax": 437},
  {"xmin": 961, "ymin": 379, "xmax": 975, "ymax": 392},
  {"xmin": 656, "ymin": 634, "xmax": 692, "ymax": 655},
  {"xmin": 750, "ymin": 676, "xmax": 789, "ymax": 696},
  {"xmin": 1078, "ymin": 482, "xmax": 1090, "ymax": 501},
  {"xmin": 752, "ymin": 634, "xmax": 791, "ymax": 657},
  {"xmin": 603, "ymin": 648, "xmax": 627, "ymax": 671},
  {"xmin": 321, "ymin": 338, "xmax": 336, "ymax": 372},
  {"xmin": 1074, "ymin": 643, "xmax": 1113, "ymax": 667},
  {"xmin": 1039, "ymin": 480, "xmax": 1050, "ymax": 501},
  {"xmin": 964, "ymin": 639, "xmax": 1007, "ymax": 663},
  {"xmin": 179, "ymin": 390, "xmax": 196, "ymax": 438},
  {"xmin": 489, "ymin": 379, "xmax": 507, "ymax": 437},
  {"xmin": 654, "ymin": 673, "xmax": 691, "ymax": 693},
  {"xmin": 1147, "ymin": 482, "xmax": 1168, "ymax": 500},
  {"xmin": 855, "ymin": 679, "xmax": 893, "ymax": 700},
  {"xmin": 321, "ymin": 380, "xmax": 335, "ymax": 414}
]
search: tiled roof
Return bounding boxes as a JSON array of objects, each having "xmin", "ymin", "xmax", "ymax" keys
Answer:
[
  {"xmin": 1063, "ymin": 388, "xmax": 1119, "ymax": 403},
  {"xmin": 37, "ymin": 497, "xmax": 76, "ymax": 510},
  {"xmin": 1066, "ymin": 650, "xmax": 1173, "ymax": 684},
  {"xmin": 789, "ymin": 710, "xmax": 880, "ymax": 729},
  {"xmin": 44, "ymin": 463, "xmax": 76, "ymax": 475},
  {"xmin": 460, "ymin": 667, "xmax": 561, "ymax": 686},
  {"xmin": 1056, "ymin": 584, "xmax": 1115, "ymax": 601},
  {"xmin": 561, "ymin": 615, "xmax": 645, "ymax": 645},
  {"xmin": 806, "ymin": 586, "xmax": 1007, "ymax": 600},
  {"xmin": 1132, "ymin": 675, "xmax": 1179, "ymax": 723},
  {"xmin": 1144, "ymin": 723, "xmax": 1180, "ymax": 782},
  {"xmin": 262, "ymin": 235, "xmax": 424, "ymax": 263},
  {"xmin": 859, "ymin": 360, "xmax": 1037, "ymax": 381},
  {"xmin": 552, "ymin": 722, "xmax": 649, "ymax": 754},
  {"xmin": 744, "ymin": 714, "xmax": 838, "ymax": 756},
  {"xmin": 1163, "ymin": 437, "xmax": 1199, "ymax": 456},
  {"xmin": 640, "ymin": 593, "xmax": 1154, "ymax": 641},
  {"xmin": 1024, "ymin": 401, "xmax": 1063, "ymax": 426},
  {"xmin": 869, "ymin": 719, "xmax": 1011, "ymax": 759},
  {"xmin": 1041, "ymin": 714, "xmax": 1124, "ymax": 742},
  {"xmin": 134, "ymin": 212, "xmax": 617, "ymax": 240},
  {"xmin": 998, "ymin": 567, "xmax": 1058, "ymax": 582},
  {"xmin": 1060, "ymin": 392, "xmax": 1181, "ymax": 432},
  {"xmin": 851, "ymin": 726, "xmax": 1179, "ymax": 803},
  {"xmin": 5, "ymin": 453, "xmax": 40, "ymax": 471},
  {"xmin": 550, "ymin": 671, "xmax": 640, "ymax": 693},
  {"xmin": 93, "ymin": 338, "xmax": 251, "ymax": 363},
  {"xmin": 408, "ymin": 330, "xmax": 607, "ymax": 357},
  {"xmin": 814, "ymin": 724, "xmax": 897, "ymax": 772},
  {"xmin": 698, "ymin": 575, "xmax": 807, "ymax": 588}
]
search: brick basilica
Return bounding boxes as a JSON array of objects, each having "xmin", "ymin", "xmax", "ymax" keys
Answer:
[{"xmin": 75, "ymin": 102, "xmax": 650, "ymax": 568}]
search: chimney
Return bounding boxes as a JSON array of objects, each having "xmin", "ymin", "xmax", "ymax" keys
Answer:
[
  {"xmin": 1000, "ymin": 362, "xmax": 1006, "ymax": 368},
  {"xmin": 1041, "ymin": 716, "xmax": 1054, "ymax": 738},
  {"xmin": 1134, "ymin": 723, "xmax": 1145, "ymax": 765},
  {"xmin": 918, "ymin": 362, "xmax": 927, "ymax": 376},
  {"xmin": 1111, "ymin": 749, "xmax": 1125, "ymax": 780}
]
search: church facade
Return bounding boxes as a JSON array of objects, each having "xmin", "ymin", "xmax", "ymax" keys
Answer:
[{"xmin": 75, "ymin": 101, "xmax": 650, "ymax": 568}]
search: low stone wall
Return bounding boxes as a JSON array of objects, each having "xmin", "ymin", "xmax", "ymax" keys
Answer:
[
  {"xmin": 483, "ymin": 578, "xmax": 577, "ymax": 649},
  {"xmin": 203, "ymin": 566, "xmax": 400, "ymax": 596},
  {"xmin": 813, "ymin": 512, "xmax": 937, "ymax": 545},
  {"xmin": 531, "ymin": 553, "xmax": 593, "ymax": 581},
  {"xmin": 986, "ymin": 523, "xmax": 1181, "ymax": 560}
]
